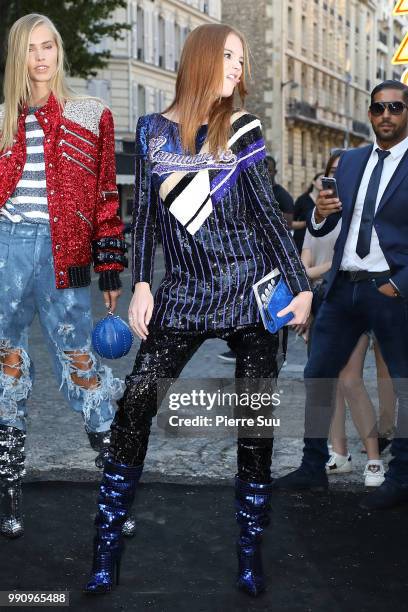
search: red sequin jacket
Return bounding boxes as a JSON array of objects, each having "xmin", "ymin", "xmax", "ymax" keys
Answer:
[{"xmin": 0, "ymin": 93, "xmax": 126, "ymax": 290}]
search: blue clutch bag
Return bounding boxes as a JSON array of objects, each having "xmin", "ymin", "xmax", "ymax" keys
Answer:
[
  {"xmin": 252, "ymin": 269, "xmax": 294, "ymax": 334},
  {"xmin": 92, "ymin": 312, "xmax": 133, "ymax": 359}
]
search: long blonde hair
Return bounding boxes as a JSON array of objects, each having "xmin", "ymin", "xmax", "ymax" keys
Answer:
[
  {"xmin": 0, "ymin": 13, "xmax": 73, "ymax": 151},
  {"xmin": 165, "ymin": 24, "xmax": 250, "ymax": 156}
]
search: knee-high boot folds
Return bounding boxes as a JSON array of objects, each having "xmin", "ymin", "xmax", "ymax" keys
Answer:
[
  {"xmin": 85, "ymin": 458, "xmax": 143, "ymax": 594},
  {"xmin": 85, "ymin": 461, "xmax": 272, "ymax": 596},
  {"xmin": 0, "ymin": 425, "xmax": 26, "ymax": 538},
  {"xmin": 235, "ymin": 476, "xmax": 273, "ymax": 597}
]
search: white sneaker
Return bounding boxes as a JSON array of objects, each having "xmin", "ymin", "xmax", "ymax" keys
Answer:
[
  {"xmin": 364, "ymin": 461, "xmax": 385, "ymax": 487},
  {"xmin": 325, "ymin": 452, "xmax": 353, "ymax": 474}
]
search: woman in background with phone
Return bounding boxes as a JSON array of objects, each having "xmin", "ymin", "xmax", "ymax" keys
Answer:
[
  {"xmin": 301, "ymin": 150, "xmax": 394, "ymax": 487},
  {"xmin": 293, "ymin": 172, "xmax": 324, "ymax": 253}
]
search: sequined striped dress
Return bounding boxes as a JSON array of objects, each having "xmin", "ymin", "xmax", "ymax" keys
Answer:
[{"xmin": 132, "ymin": 112, "xmax": 310, "ymax": 331}]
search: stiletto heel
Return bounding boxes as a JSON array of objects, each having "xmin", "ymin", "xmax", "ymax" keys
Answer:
[
  {"xmin": 84, "ymin": 459, "xmax": 143, "ymax": 594},
  {"xmin": 115, "ymin": 557, "xmax": 121, "ymax": 585}
]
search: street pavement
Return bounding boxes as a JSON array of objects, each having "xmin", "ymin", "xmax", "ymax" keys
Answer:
[
  {"xmin": 2, "ymin": 482, "xmax": 407, "ymax": 612},
  {"xmin": 3, "ymin": 247, "xmax": 405, "ymax": 612},
  {"xmin": 26, "ymin": 248, "xmax": 387, "ymax": 488}
]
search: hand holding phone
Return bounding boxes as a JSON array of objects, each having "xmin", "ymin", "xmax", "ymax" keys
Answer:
[
  {"xmin": 321, "ymin": 176, "xmax": 339, "ymax": 198},
  {"xmin": 316, "ymin": 176, "xmax": 342, "ymax": 221}
]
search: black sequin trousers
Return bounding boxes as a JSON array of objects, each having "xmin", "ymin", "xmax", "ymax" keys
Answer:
[{"xmin": 110, "ymin": 325, "xmax": 281, "ymax": 483}]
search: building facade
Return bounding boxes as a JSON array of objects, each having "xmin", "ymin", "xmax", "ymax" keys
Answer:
[
  {"xmin": 68, "ymin": 0, "xmax": 221, "ymax": 220},
  {"xmin": 223, "ymin": 0, "xmax": 406, "ymax": 197},
  {"xmin": 376, "ymin": 0, "xmax": 407, "ymax": 83}
]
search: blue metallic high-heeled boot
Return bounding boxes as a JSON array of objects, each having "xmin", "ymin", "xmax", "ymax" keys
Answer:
[
  {"xmin": 84, "ymin": 458, "xmax": 143, "ymax": 594},
  {"xmin": 235, "ymin": 476, "xmax": 273, "ymax": 597},
  {"xmin": 85, "ymin": 427, "xmax": 137, "ymax": 537}
]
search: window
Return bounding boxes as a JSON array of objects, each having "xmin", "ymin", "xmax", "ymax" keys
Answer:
[
  {"xmin": 175, "ymin": 23, "xmax": 181, "ymax": 70},
  {"xmin": 158, "ymin": 15, "xmax": 165, "ymax": 68},
  {"xmin": 288, "ymin": 129, "xmax": 294, "ymax": 165},
  {"xmin": 287, "ymin": 57, "xmax": 294, "ymax": 82},
  {"xmin": 131, "ymin": 8, "xmax": 137, "ymax": 59},
  {"xmin": 302, "ymin": 15, "xmax": 307, "ymax": 53},
  {"xmin": 288, "ymin": 7, "xmax": 294, "ymax": 42},
  {"xmin": 87, "ymin": 79, "xmax": 111, "ymax": 106},
  {"xmin": 313, "ymin": 22, "xmax": 319, "ymax": 56},
  {"xmin": 154, "ymin": 89, "xmax": 166, "ymax": 112},
  {"xmin": 312, "ymin": 137, "xmax": 317, "ymax": 168},
  {"xmin": 313, "ymin": 70, "xmax": 319, "ymax": 104},
  {"xmin": 165, "ymin": 19, "xmax": 176, "ymax": 71},
  {"xmin": 138, "ymin": 85, "xmax": 146, "ymax": 116},
  {"xmin": 322, "ymin": 27, "xmax": 328, "ymax": 60},
  {"xmin": 137, "ymin": 6, "xmax": 144, "ymax": 61},
  {"xmin": 301, "ymin": 132, "xmax": 307, "ymax": 167}
]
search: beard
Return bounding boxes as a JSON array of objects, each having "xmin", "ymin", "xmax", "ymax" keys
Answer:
[{"xmin": 373, "ymin": 121, "xmax": 407, "ymax": 142}]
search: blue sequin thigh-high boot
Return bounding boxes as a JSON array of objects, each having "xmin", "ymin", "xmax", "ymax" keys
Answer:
[
  {"xmin": 84, "ymin": 458, "xmax": 143, "ymax": 594},
  {"xmin": 235, "ymin": 476, "xmax": 273, "ymax": 597}
]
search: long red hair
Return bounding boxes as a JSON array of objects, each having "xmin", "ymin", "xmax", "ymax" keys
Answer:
[{"xmin": 165, "ymin": 24, "xmax": 250, "ymax": 156}]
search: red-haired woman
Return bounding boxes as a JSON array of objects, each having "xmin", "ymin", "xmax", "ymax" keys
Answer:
[{"xmin": 85, "ymin": 24, "xmax": 312, "ymax": 596}]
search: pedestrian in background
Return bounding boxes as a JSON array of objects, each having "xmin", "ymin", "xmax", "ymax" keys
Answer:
[
  {"xmin": 275, "ymin": 80, "xmax": 408, "ymax": 511},
  {"xmin": 301, "ymin": 150, "xmax": 396, "ymax": 486},
  {"xmin": 292, "ymin": 172, "xmax": 324, "ymax": 253},
  {"xmin": 266, "ymin": 155, "xmax": 294, "ymax": 228}
]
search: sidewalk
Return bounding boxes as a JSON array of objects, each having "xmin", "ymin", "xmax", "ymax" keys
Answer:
[
  {"xmin": 2, "ymin": 481, "xmax": 406, "ymax": 612},
  {"xmin": 25, "ymin": 284, "xmax": 387, "ymax": 488},
  {"xmin": 21, "ymin": 250, "xmax": 388, "ymax": 487}
]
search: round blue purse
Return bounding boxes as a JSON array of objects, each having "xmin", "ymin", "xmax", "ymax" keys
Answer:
[{"xmin": 92, "ymin": 311, "xmax": 133, "ymax": 359}]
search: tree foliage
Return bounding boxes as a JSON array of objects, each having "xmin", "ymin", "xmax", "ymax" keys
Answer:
[{"xmin": 0, "ymin": 0, "xmax": 129, "ymax": 95}]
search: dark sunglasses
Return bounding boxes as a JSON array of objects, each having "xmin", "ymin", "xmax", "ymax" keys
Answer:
[{"xmin": 369, "ymin": 101, "xmax": 408, "ymax": 116}]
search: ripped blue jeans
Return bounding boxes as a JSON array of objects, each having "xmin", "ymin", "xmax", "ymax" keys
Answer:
[{"xmin": 0, "ymin": 220, "xmax": 123, "ymax": 433}]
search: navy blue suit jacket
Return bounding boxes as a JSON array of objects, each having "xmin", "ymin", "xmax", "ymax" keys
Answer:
[{"xmin": 307, "ymin": 144, "xmax": 408, "ymax": 298}]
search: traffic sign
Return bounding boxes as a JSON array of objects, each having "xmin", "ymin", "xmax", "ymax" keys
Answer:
[
  {"xmin": 392, "ymin": 32, "xmax": 408, "ymax": 64},
  {"xmin": 401, "ymin": 67, "xmax": 408, "ymax": 84},
  {"xmin": 393, "ymin": 0, "xmax": 408, "ymax": 15}
]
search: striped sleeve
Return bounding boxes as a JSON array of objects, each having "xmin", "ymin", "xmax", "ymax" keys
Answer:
[
  {"xmin": 131, "ymin": 115, "xmax": 158, "ymax": 290},
  {"xmin": 239, "ymin": 115, "xmax": 311, "ymax": 295}
]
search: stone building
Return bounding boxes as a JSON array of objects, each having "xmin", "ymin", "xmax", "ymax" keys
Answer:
[
  {"xmin": 376, "ymin": 0, "xmax": 407, "ymax": 83},
  {"xmin": 68, "ymin": 0, "xmax": 221, "ymax": 220},
  {"xmin": 222, "ymin": 0, "xmax": 406, "ymax": 197}
]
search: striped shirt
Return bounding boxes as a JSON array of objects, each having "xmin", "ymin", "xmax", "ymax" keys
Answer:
[
  {"xmin": 1, "ymin": 108, "xmax": 48, "ymax": 224},
  {"xmin": 132, "ymin": 113, "xmax": 311, "ymax": 331}
]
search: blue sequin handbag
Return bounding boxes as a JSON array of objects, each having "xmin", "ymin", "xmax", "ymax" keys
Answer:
[
  {"xmin": 92, "ymin": 311, "xmax": 133, "ymax": 359},
  {"xmin": 252, "ymin": 269, "xmax": 294, "ymax": 334}
]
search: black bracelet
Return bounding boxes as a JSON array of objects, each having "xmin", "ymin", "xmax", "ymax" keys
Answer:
[
  {"xmin": 94, "ymin": 252, "xmax": 128, "ymax": 266},
  {"xmin": 92, "ymin": 237, "xmax": 127, "ymax": 252}
]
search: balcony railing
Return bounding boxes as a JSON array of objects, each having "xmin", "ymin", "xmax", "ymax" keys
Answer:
[
  {"xmin": 286, "ymin": 99, "xmax": 370, "ymax": 140},
  {"xmin": 287, "ymin": 99, "xmax": 317, "ymax": 120}
]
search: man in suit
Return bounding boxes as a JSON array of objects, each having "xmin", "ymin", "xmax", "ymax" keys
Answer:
[{"xmin": 274, "ymin": 80, "xmax": 408, "ymax": 510}]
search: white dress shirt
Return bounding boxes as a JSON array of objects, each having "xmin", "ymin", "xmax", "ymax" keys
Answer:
[{"xmin": 312, "ymin": 136, "xmax": 408, "ymax": 272}]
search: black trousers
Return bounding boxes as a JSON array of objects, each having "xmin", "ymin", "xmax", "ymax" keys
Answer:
[{"xmin": 110, "ymin": 324, "xmax": 281, "ymax": 483}]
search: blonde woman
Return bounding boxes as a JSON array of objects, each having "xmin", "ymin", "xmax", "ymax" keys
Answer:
[
  {"xmin": 0, "ymin": 15, "xmax": 126, "ymax": 538},
  {"xmin": 84, "ymin": 24, "xmax": 312, "ymax": 596}
]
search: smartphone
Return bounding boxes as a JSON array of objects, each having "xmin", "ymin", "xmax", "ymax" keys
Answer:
[{"xmin": 321, "ymin": 176, "xmax": 339, "ymax": 198}]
